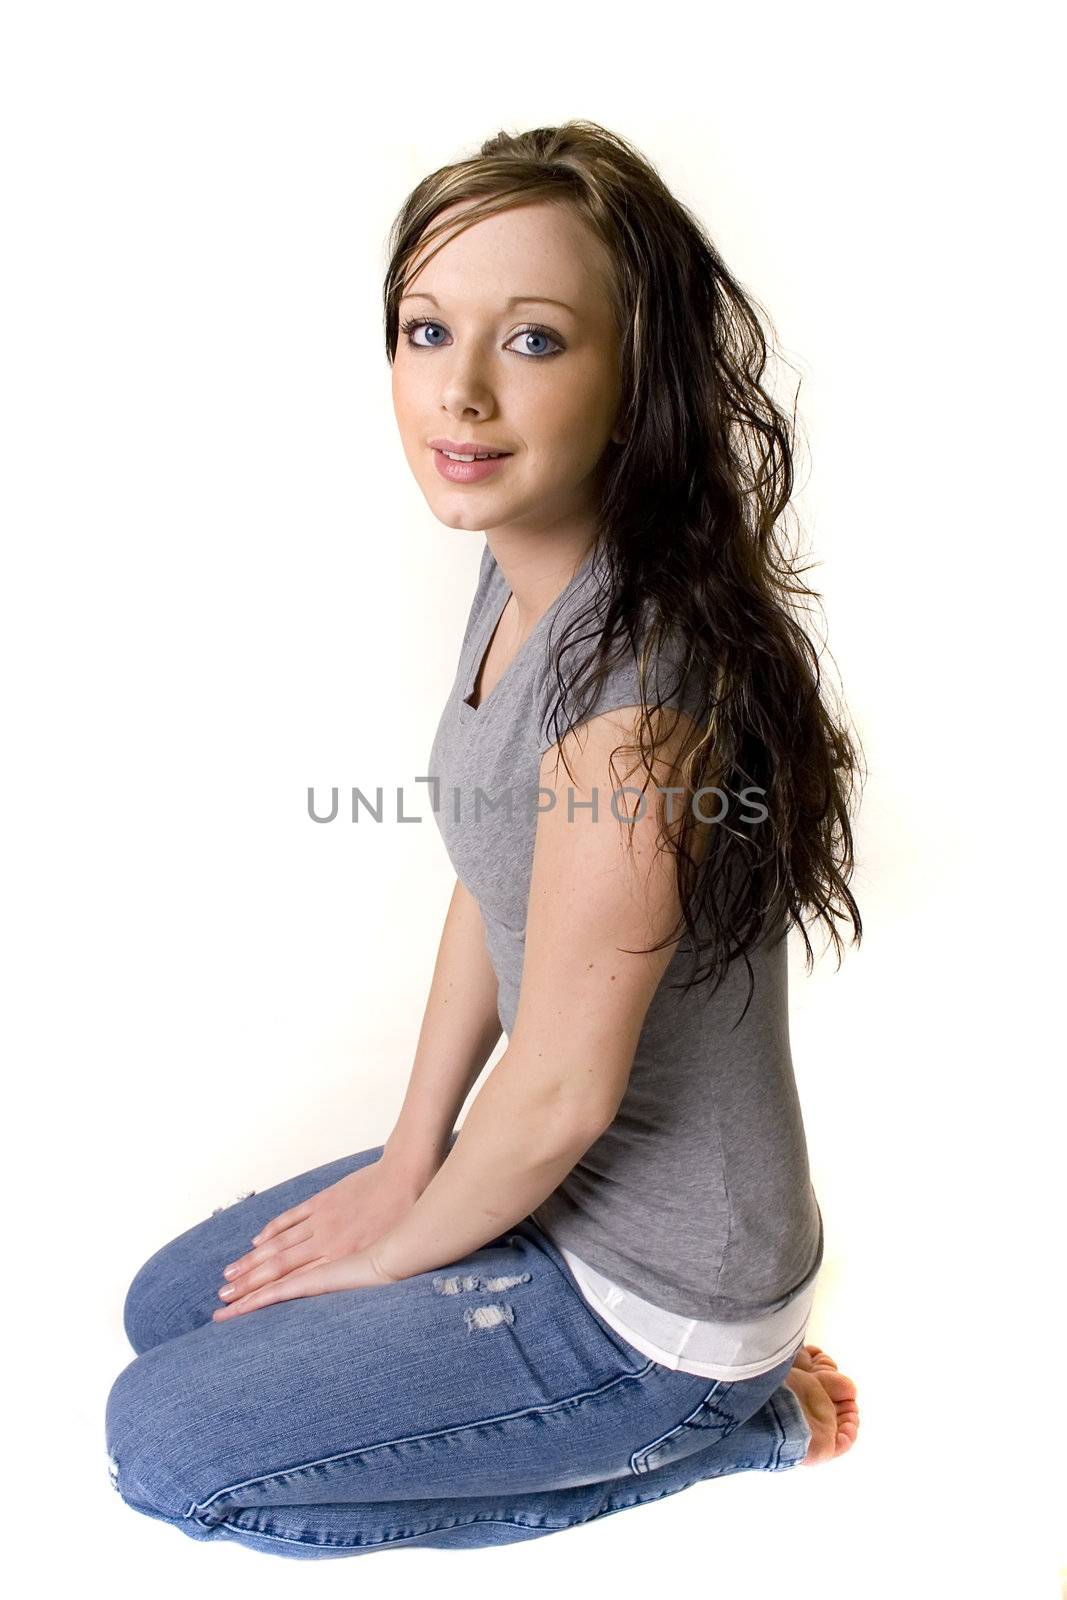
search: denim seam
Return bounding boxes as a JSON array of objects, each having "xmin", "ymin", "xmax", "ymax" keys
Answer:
[
  {"xmin": 186, "ymin": 1447, "xmax": 757, "ymax": 1548},
  {"xmin": 190, "ymin": 1515, "xmax": 536, "ymax": 1546},
  {"xmin": 628, "ymin": 1379, "xmax": 728, "ymax": 1476},
  {"xmin": 766, "ymin": 1383, "xmax": 809, "ymax": 1468},
  {"xmin": 191, "ymin": 1506, "xmax": 582, "ymax": 1545},
  {"xmin": 184, "ymin": 1358, "xmax": 659, "ymax": 1520}
]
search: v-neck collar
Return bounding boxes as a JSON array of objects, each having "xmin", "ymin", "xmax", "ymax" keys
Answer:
[{"xmin": 459, "ymin": 545, "xmax": 597, "ymax": 719}]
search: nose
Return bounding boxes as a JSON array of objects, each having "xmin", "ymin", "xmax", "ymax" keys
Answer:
[{"xmin": 438, "ymin": 347, "xmax": 498, "ymax": 422}]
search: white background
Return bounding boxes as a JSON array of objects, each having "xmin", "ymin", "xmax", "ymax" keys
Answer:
[{"xmin": 2, "ymin": 1, "xmax": 1062, "ymax": 1594}]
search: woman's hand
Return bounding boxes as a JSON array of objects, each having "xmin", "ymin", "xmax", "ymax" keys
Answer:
[
  {"xmin": 211, "ymin": 1244, "xmax": 397, "ymax": 1320},
  {"xmin": 211, "ymin": 1151, "xmax": 440, "ymax": 1319}
]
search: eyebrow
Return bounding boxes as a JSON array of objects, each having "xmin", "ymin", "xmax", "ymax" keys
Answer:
[{"xmin": 399, "ymin": 291, "xmax": 576, "ymax": 314}]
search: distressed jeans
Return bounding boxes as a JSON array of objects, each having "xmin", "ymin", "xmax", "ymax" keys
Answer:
[{"xmin": 105, "ymin": 1141, "xmax": 812, "ymax": 1559}]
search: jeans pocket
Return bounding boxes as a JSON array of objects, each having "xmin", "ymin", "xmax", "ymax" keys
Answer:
[{"xmin": 629, "ymin": 1378, "xmax": 738, "ymax": 1476}]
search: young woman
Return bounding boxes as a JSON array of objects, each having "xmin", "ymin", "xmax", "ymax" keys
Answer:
[{"xmin": 106, "ymin": 120, "xmax": 861, "ymax": 1559}]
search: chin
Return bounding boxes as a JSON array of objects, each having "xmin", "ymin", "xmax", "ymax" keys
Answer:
[
  {"xmin": 428, "ymin": 501, "xmax": 495, "ymax": 532},
  {"xmin": 424, "ymin": 488, "xmax": 507, "ymax": 531}
]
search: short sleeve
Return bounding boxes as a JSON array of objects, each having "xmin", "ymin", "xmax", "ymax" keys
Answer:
[{"xmin": 536, "ymin": 602, "xmax": 708, "ymax": 758}]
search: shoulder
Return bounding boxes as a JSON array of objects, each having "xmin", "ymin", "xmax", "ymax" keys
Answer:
[{"xmin": 535, "ymin": 565, "xmax": 709, "ymax": 759}]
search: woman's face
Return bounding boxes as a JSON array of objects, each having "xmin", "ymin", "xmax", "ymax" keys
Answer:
[{"xmin": 391, "ymin": 199, "xmax": 625, "ymax": 540}]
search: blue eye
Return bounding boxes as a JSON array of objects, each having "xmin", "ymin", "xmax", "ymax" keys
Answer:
[
  {"xmin": 400, "ymin": 318, "xmax": 449, "ymax": 348},
  {"xmin": 398, "ymin": 316, "xmax": 563, "ymax": 359},
  {"xmin": 506, "ymin": 326, "xmax": 561, "ymax": 358}
]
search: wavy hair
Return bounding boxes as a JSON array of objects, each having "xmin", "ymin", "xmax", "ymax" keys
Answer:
[{"xmin": 382, "ymin": 119, "xmax": 865, "ymax": 1020}]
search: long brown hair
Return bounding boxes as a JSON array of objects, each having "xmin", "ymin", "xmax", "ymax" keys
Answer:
[{"xmin": 383, "ymin": 119, "xmax": 865, "ymax": 1020}]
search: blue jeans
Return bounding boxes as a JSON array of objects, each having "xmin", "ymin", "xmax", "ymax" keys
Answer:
[{"xmin": 105, "ymin": 1141, "xmax": 812, "ymax": 1559}]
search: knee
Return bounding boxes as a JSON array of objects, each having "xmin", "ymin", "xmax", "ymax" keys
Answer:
[
  {"xmin": 121, "ymin": 1244, "xmax": 191, "ymax": 1356},
  {"xmin": 105, "ymin": 1356, "xmax": 196, "ymax": 1524},
  {"xmin": 121, "ymin": 1255, "xmax": 165, "ymax": 1355}
]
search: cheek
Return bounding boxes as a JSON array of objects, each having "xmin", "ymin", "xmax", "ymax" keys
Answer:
[
  {"xmin": 390, "ymin": 362, "xmax": 409, "ymax": 416},
  {"xmin": 391, "ymin": 356, "xmax": 426, "ymax": 422},
  {"xmin": 540, "ymin": 358, "xmax": 619, "ymax": 445}
]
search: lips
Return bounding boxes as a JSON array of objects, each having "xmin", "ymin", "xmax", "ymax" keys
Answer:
[
  {"xmin": 431, "ymin": 447, "xmax": 512, "ymax": 484},
  {"xmin": 429, "ymin": 438, "xmax": 513, "ymax": 458}
]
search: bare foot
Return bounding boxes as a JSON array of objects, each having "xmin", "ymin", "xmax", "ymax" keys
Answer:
[{"xmin": 783, "ymin": 1343, "xmax": 860, "ymax": 1465}]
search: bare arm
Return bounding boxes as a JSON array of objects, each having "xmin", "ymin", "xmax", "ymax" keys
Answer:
[
  {"xmin": 379, "ymin": 875, "xmax": 504, "ymax": 1188},
  {"xmin": 373, "ymin": 706, "xmax": 706, "ymax": 1282}
]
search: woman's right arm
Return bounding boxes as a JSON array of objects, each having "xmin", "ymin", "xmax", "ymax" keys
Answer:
[{"xmin": 378, "ymin": 875, "xmax": 503, "ymax": 1189}]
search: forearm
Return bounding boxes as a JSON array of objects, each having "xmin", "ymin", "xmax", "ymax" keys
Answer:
[
  {"xmin": 372, "ymin": 1050, "xmax": 605, "ymax": 1282},
  {"xmin": 381, "ymin": 877, "xmax": 503, "ymax": 1183}
]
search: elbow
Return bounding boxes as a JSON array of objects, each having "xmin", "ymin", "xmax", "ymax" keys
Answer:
[
  {"xmin": 507, "ymin": 1077, "xmax": 617, "ymax": 1160},
  {"xmin": 489, "ymin": 1037, "xmax": 628, "ymax": 1151},
  {"xmin": 560, "ymin": 1087, "xmax": 621, "ymax": 1149},
  {"xmin": 566, "ymin": 1064, "xmax": 630, "ymax": 1144}
]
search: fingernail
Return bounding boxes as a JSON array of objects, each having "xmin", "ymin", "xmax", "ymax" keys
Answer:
[
  {"xmin": 219, "ymin": 1285, "xmax": 235, "ymax": 1298},
  {"xmin": 223, "ymin": 1266, "xmax": 237, "ymax": 1279}
]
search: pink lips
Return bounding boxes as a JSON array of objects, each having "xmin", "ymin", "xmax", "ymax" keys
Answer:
[
  {"xmin": 431, "ymin": 445, "xmax": 513, "ymax": 484},
  {"xmin": 429, "ymin": 437, "xmax": 513, "ymax": 455}
]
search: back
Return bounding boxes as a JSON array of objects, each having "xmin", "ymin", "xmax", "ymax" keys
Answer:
[{"xmin": 427, "ymin": 538, "xmax": 823, "ymax": 1321}]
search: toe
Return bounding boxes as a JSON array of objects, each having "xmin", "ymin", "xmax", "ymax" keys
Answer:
[{"xmin": 804, "ymin": 1343, "xmax": 839, "ymax": 1371}]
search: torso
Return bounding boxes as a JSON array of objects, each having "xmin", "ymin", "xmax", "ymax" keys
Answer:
[{"xmin": 428, "ymin": 537, "xmax": 824, "ymax": 1326}]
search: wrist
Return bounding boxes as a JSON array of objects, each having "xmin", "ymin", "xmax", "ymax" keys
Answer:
[
  {"xmin": 379, "ymin": 1135, "xmax": 449, "ymax": 1190},
  {"xmin": 366, "ymin": 1242, "xmax": 402, "ymax": 1285}
]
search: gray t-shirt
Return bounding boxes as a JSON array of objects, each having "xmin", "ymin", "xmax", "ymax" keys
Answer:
[{"xmin": 427, "ymin": 538, "xmax": 823, "ymax": 1321}]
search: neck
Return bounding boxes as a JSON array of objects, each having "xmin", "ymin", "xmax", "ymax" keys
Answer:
[{"xmin": 484, "ymin": 529, "xmax": 597, "ymax": 628}]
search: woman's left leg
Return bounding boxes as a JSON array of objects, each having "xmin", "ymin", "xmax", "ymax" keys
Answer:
[
  {"xmin": 106, "ymin": 1385, "xmax": 808, "ymax": 1558},
  {"xmin": 107, "ymin": 1145, "xmax": 810, "ymax": 1559}
]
